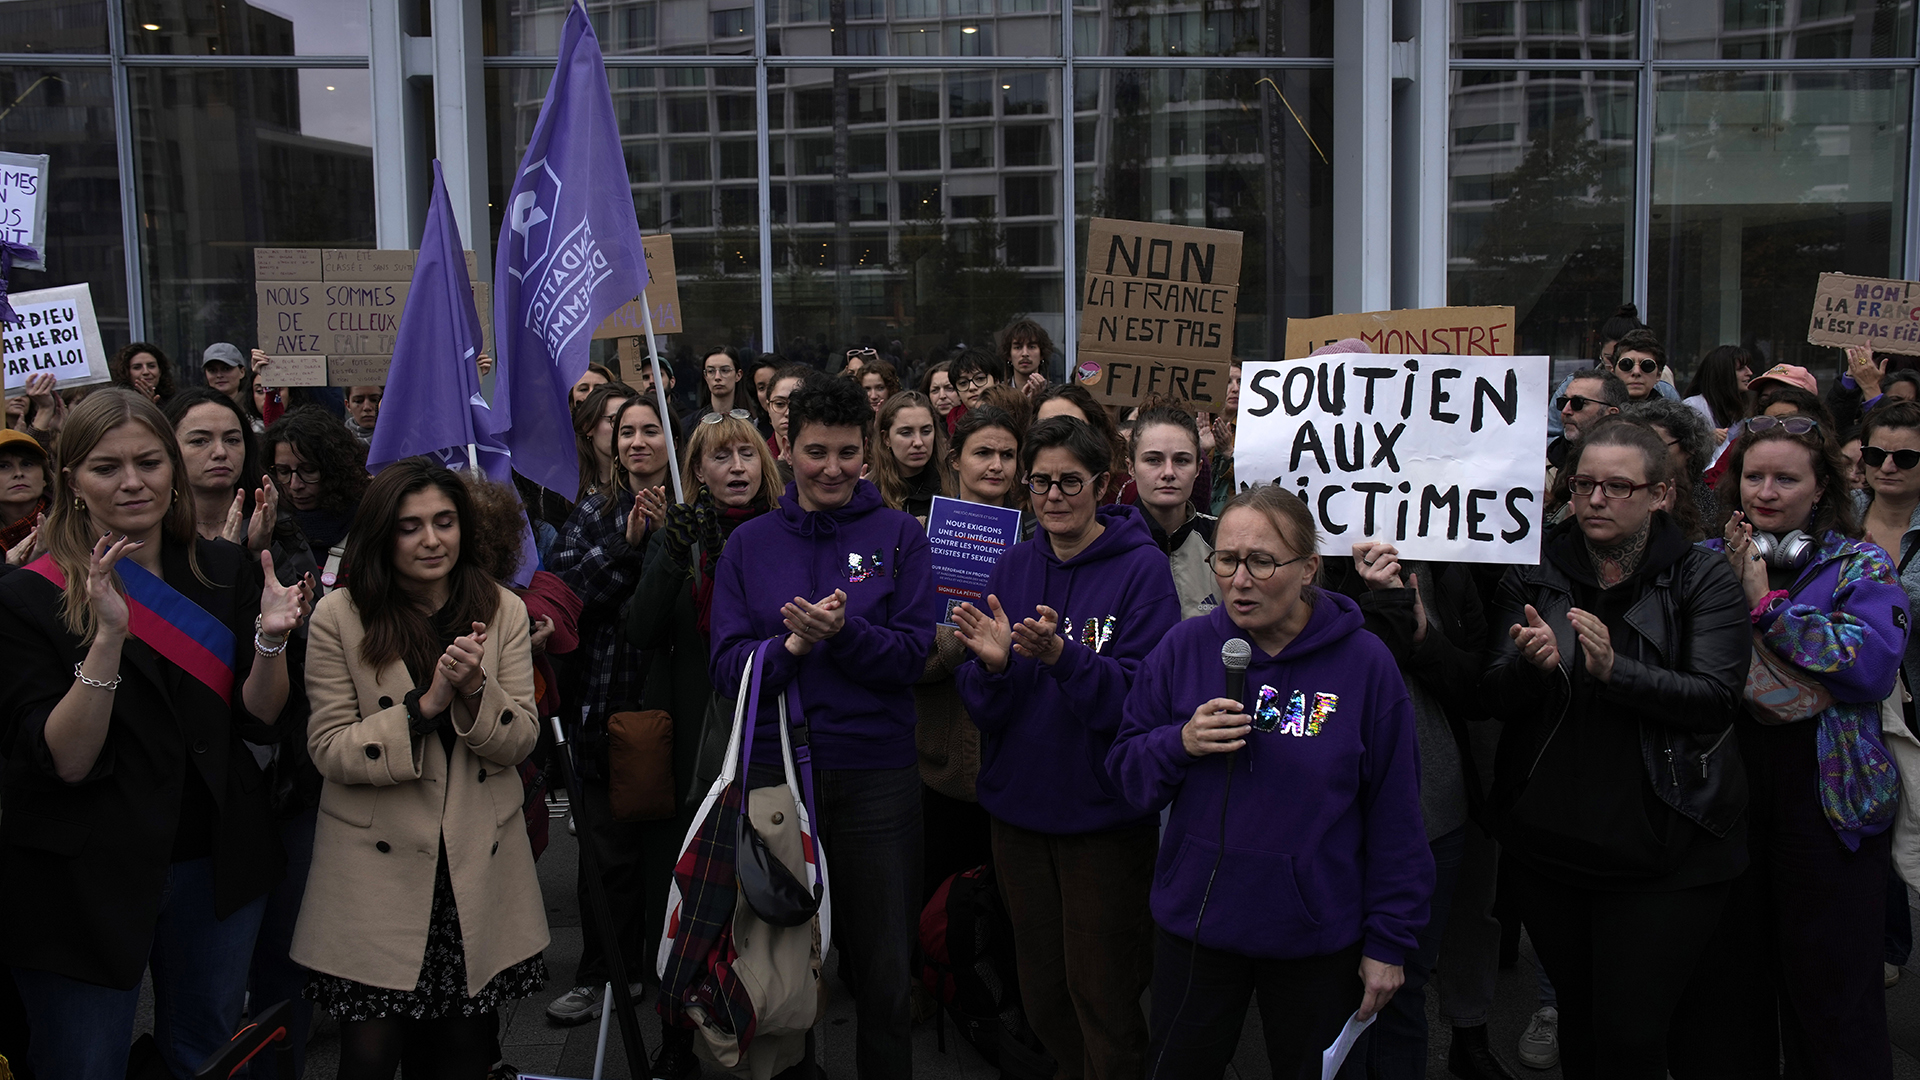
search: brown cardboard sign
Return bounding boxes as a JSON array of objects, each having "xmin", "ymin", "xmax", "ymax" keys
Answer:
[
  {"xmin": 254, "ymin": 248, "xmax": 493, "ymax": 386},
  {"xmin": 1807, "ymin": 272, "xmax": 1920, "ymax": 356},
  {"xmin": 592, "ymin": 235, "xmax": 683, "ymax": 338},
  {"xmin": 327, "ymin": 355, "xmax": 393, "ymax": 388},
  {"xmin": 1284, "ymin": 306, "xmax": 1517, "ymax": 360},
  {"xmin": 262, "ymin": 355, "xmax": 328, "ymax": 387},
  {"xmin": 1075, "ymin": 218, "xmax": 1244, "ymax": 411}
]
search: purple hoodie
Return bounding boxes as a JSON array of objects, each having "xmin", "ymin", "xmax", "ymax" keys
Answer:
[
  {"xmin": 955, "ymin": 504, "xmax": 1181, "ymax": 834},
  {"xmin": 709, "ymin": 479, "xmax": 938, "ymax": 770},
  {"xmin": 1107, "ymin": 597, "xmax": 1433, "ymax": 965}
]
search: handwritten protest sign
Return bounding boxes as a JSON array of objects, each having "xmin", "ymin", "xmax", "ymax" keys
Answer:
[
  {"xmin": 0, "ymin": 151, "xmax": 49, "ymax": 269},
  {"xmin": 592, "ymin": 235, "xmax": 683, "ymax": 338},
  {"xmin": 927, "ymin": 496, "xmax": 1025, "ymax": 625},
  {"xmin": 1074, "ymin": 218, "xmax": 1242, "ymax": 410},
  {"xmin": 1807, "ymin": 273, "xmax": 1920, "ymax": 356},
  {"xmin": 1285, "ymin": 306, "xmax": 1516, "ymax": 360},
  {"xmin": 254, "ymin": 248, "xmax": 491, "ymax": 384},
  {"xmin": 3, "ymin": 284, "xmax": 108, "ymax": 392},
  {"xmin": 1235, "ymin": 353, "xmax": 1550, "ymax": 564}
]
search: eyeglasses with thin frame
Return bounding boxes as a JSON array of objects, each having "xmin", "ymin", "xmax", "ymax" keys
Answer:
[
  {"xmin": 1745, "ymin": 415, "xmax": 1819, "ymax": 436},
  {"xmin": 1862, "ymin": 445, "xmax": 1920, "ymax": 470},
  {"xmin": 701, "ymin": 408, "xmax": 754, "ymax": 425},
  {"xmin": 1566, "ymin": 475, "xmax": 1655, "ymax": 500},
  {"xmin": 1613, "ymin": 356, "xmax": 1660, "ymax": 375},
  {"xmin": 1555, "ymin": 394, "xmax": 1600, "ymax": 412},
  {"xmin": 270, "ymin": 464, "xmax": 322, "ymax": 484},
  {"xmin": 1026, "ymin": 472, "xmax": 1102, "ymax": 497},
  {"xmin": 1206, "ymin": 550, "xmax": 1309, "ymax": 580}
]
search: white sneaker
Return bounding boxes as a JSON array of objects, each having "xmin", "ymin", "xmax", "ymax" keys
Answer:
[
  {"xmin": 1888, "ymin": 962, "xmax": 1903, "ymax": 988},
  {"xmin": 544, "ymin": 982, "xmax": 646, "ymax": 1025},
  {"xmin": 1517, "ymin": 1006, "xmax": 1559, "ymax": 1069}
]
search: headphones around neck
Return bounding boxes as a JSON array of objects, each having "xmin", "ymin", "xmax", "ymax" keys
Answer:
[{"xmin": 1751, "ymin": 529, "xmax": 1816, "ymax": 571}]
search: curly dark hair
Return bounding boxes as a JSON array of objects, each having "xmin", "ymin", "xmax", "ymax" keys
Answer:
[
  {"xmin": 786, "ymin": 369, "xmax": 873, "ymax": 446},
  {"xmin": 461, "ymin": 472, "xmax": 531, "ymax": 582},
  {"xmin": 262, "ymin": 405, "xmax": 370, "ymax": 514},
  {"xmin": 110, "ymin": 341, "xmax": 177, "ymax": 402}
]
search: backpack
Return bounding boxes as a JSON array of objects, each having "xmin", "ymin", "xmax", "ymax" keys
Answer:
[{"xmin": 917, "ymin": 865, "xmax": 1056, "ymax": 1080}]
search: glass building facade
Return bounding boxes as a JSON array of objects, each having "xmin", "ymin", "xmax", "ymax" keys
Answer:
[{"xmin": 0, "ymin": 0, "xmax": 1914, "ymax": 382}]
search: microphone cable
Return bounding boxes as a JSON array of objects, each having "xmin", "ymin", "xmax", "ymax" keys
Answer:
[{"xmin": 1147, "ymin": 746, "xmax": 1236, "ymax": 1080}]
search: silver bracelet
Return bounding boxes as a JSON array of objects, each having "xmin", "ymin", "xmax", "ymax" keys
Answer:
[
  {"xmin": 73, "ymin": 663, "xmax": 121, "ymax": 692},
  {"xmin": 254, "ymin": 615, "xmax": 290, "ymax": 657}
]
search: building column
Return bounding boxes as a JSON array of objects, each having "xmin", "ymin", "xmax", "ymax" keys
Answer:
[
  {"xmin": 1333, "ymin": 0, "xmax": 1393, "ymax": 314},
  {"xmin": 1390, "ymin": 0, "xmax": 1448, "ymax": 309}
]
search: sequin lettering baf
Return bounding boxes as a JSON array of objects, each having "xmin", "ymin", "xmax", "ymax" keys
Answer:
[
  {"xmin": 846, "ymin": 549, "xmax": 884, "ymax": 583},
  {"xmin": 1057, "ymin": 614, "xmax": 1119, "ymax": 655},
  {"xmin": 1308, "ymin": 692, "xmax": 1339, "ymax": 736},
  {"xmin": 1251, "ymin": 685, "xmax": 1337, "ymax": 737},
  {"xmin": 1253, "ymin": 685, "xmax": 1282, "ymax": 732}
]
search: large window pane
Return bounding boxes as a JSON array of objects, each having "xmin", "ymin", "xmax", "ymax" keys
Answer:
[
  {"xmin": 771, "ymin": 67, "xmax": 1063, "ymax": 370},
  {"xmin": 485, "ymin": 0, "xmax": 747, "ymax": 57},
  {"xmin": 1083, "ymin": 67, "xmax": 1332, "ymax": 363},
  {"xmin": 486, "ymin": 66, "xmax": 764, "ymax": 365},
  {"xmin": 1656, "ymin": 0, "xmax": 1914, "ymax": 60},
  {"xmin": 1452, "ymin": 0, "xmax": 1640, "ymax": 61},
  {"xmin": 131, "ymin": 67, "xmax": 373, "ymax": 369},
  {"xmin": 0, "ymin": 65, "xmax": 125, "ymax": 348},
  {"xmin": 1447, "ymin": 68, "xmax": 1636, "ymax": 360},
  {"xmin": 1077, "ymin": 0, "xmax": 1330, "ymax": 59},
  {"xmin": 0, "ymin": 0, "xmax": 108, "ymax": 53},
  {"xmin": 126, "ymin": 0, "xmax": 370, "ymax": 56},
  {"xmin": 1649, "ymin": 70, "xmax": 1912, "ymax": 373}
]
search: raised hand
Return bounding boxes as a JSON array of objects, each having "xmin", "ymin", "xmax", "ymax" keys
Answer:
[
  {"xmin": 245, "ymin": 476, "xmax": 279, "ymax": 552},
  {"xmin": 1568, "ymin": 607, "xmax": 1614, "ymax": 682},
  {"xmin": 1352, "ymin": 540, "xmax": 1406, "ymax": 591},
  {"xmin": 628, "ymin": 485, "xmax": 669, "ymax": 546},
  {"xmin": 222, "ymin": 491, "xmax": 248, "ymax": 546},
  {"xmin": 1508, "ymin": 604, "xmax": 1560, "ymax": 672},
  {"xmin": 1848, "ymin": 344, "xmax": 1885, "ymax": 396},
  {"xmin": 6, "ymin": 513, "xmax": 41, "ymax": 566},
  {"xmin": 257, "ymin": 550, "xmax": 313, "ymax": 639},
  {"xmin": 953, "ymin": 594, "xmax": 1013, "ymax": 672},
  {"xmin": 1010, "ymin": 603, "xmax": 1064, "ymax": 664},
  {"xmin": 529, "ymin": 615, "xmax": 556, "ymax": 655},
  {"xmin": 87, "ymin": 533, "xmax": 141, "ymax": 638}
]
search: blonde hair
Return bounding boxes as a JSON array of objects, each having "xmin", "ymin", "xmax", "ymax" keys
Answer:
[
  {"xmin": 47, "ymin": 388, "xmax": 204, "ymax": 640},
  {"xmin": 682, "ymin": 412, "xmax": 782, "ymax": 506}
]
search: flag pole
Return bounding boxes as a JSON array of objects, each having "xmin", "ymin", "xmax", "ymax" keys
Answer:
[{"xmin": 641, "ymin": 298, "xmax": 685, "ymax": 503}]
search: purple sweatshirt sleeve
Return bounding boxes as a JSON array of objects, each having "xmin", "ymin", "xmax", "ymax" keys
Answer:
[
  {"xmin": 1106, "ymin": 637, "xmax": 1198, "ymax": 813},
  {"xmin": 1356, "ymin": 681, "xmax": 1434, "ymax": 966},
  {"xmin": 1760, "ymin": 545, "xmax": 1909, "ymax": 704},
  {"xmin": 954, "ymin": 553, "xmax": 1049, "ymax": 735},
  {"xmin": 824, "ymin": 525, "xmax": 936, "ymax": 686},
  {"xmin": 708, "ymin": 534, "xmax": 803, "ymax": 700},
  {"xmin": 1045, "ymin": 573, "xmax": 1181, "ymax": 737}
]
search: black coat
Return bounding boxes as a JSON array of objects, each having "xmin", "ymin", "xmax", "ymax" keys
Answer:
[{"xmin": 0, "ymin": 538, "xmax": 283, "ymax": 989}]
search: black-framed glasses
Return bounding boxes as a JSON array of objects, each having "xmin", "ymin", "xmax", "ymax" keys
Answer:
[
  {"xmin": 1567, "ymin": 475, "xmax": 1655, "ymax": 499},
  {"xmin": 270, "ymin": 464, "xmax": 322, "ymax": 484},
  {"xmin": 955, "ymin": 374, "xmax": 992, "ymax": 392},
  {"xmin": 1554, "ymin": 394, "xmax": 1598, "ymax": 412},
  {"xmin": 1206, "ymin": 550, "xmax": 1309, "ymax": 580},
  {"xmin": 701, "ymin": 409, "xmax": 754, "ymax": 425},
  {"xmin": 1862, "ymin": 446, "xmax": 1920, "ymax": 470},
  {"xmin": 1747, "ymin": 415, "xmax": 1819, "ymax": 436},
  {"xmin": 1613, "ymin": 356, "xmax": 1660, "ymax": 375},
  {"xmin": 1026, "ymin": 472, "xmax": 1101, "ymax": 497}
]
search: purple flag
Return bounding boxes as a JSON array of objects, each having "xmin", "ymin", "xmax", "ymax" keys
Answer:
[
  {"xmin": 372, "ymin": 160, "xmax": 536, "ymax": 585},
  {"xmin": 490, "ymin": 4, "xmax": 649, "ymax": 497}
]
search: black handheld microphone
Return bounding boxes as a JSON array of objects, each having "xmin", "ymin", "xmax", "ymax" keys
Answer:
[{"xmin": 1221, "ymin": 638, "xmax": 1252, "ymax": 711}]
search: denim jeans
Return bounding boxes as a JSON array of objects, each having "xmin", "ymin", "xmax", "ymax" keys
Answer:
[
  {"xmin": 14, "ymin": 857, "xmax": 268, "ymax": 1080},
  {"xmin": 814, "ymin": 765, "xmax": 922, "ymax": 1080},
  {"xmin": 1338, "ymin": 826, "xmax": 1465, "ymax": 1080},
  {"xmin": 245, "ymin": 808, "xmax": 317, "ymax": 1079}
]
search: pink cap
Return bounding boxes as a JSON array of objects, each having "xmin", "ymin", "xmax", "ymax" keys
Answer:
[
  {"xmin": 1309, "ymin": 337, "xmax": 1370, "ymax": 357},
  {"xmin": 1749, "ymin": 363, "xmax": 1817, "ymax": 395}
]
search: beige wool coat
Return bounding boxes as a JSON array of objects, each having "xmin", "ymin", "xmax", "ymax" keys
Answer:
[{"xmin": 291, "ymin": 586, "xmax": 549, "ymax": 997}]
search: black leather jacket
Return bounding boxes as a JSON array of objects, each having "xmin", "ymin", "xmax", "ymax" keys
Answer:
[{"xmin": 1484, "ymin": 523, "xmax": 1750, "ymax": 841}]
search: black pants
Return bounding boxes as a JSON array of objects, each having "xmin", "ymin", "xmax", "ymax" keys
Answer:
[
  {"xmin": 1144, "ymin": 929, "xmax": 1360, "ymax": 1080},
  {"xmin": 1507, "ymin": 861, "xmax": 1727, "ymax": 1080},
  {"xmin": 571, "ymin": 772, "xmax": 652, "ymax": 988}
]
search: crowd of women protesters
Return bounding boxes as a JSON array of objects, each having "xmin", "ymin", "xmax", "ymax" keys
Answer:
[{"xmin": 3, "ymin": 312, "xmax": 1920, "ymax": 1080}]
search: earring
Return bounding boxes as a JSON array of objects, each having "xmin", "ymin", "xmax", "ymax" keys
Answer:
[
  {"xmin": 170, "ymin": 487, "xmax": 178, "ymax": 503},
  {"xmin": 72, "ymin": 496, "xmax": 84, "ymax": 511}
]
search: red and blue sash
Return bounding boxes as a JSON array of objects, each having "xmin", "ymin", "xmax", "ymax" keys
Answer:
[{"xmin": 26, "ymin": 554, "xmax": 237, "ymax": 704}]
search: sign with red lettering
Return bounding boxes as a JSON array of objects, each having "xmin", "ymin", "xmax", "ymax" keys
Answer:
[
  {"xmin": 1284, "ymin": 306, "xmax": 1516, "ymax": 360},
  {"xmin": 1075, "ymin": 218, "xmax": 1243, "ymax": 410},
  {"xmin": 1807, "ymin": 273, "xmax": 1920, "ymax": 356}
]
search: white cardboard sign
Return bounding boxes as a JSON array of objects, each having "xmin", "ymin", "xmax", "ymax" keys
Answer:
[
  {"xmin": 1234, "ymin": 354, "xmax": 1551, "ymax": 564},
  {"xmin": 0, "ymin": 151, "xmax": 49, "ymax": 268},
  {"xmin": 3, "ymin": 283, "xmax": 109, "ymax": 392}
]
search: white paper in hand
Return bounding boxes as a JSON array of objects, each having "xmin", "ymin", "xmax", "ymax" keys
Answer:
[{"xmin": 1320, "ymin": 1010, "xmax": 1377, "ymax": 1080}]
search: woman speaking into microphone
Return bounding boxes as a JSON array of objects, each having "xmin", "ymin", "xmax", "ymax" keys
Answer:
[{"xmin": 1107, "ymin": 485, "xmax": 1432, "ymax": 1079}]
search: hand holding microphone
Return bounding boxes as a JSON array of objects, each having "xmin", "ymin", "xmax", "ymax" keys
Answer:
[{"xmin": 1183, "ymin": 638, "xmax": 1254, "ymax": 758}]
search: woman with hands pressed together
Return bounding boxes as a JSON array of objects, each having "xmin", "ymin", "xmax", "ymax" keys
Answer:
[
  {"xmin": 0, "ymin": 427, "xmax": 50, "ymax": 566},
  {"xmin": 292, "ymin": 460, "xmax": 545, "ymax": 1079},
  {"xmin": 1107, "ymin": 485, "xmax": 1432, "ymax": 1080},
  {"xmin": 708, "ymin": 372, "xmax": 938, "ymax": 1076},
  {"xmin": 1483, "ymin": 417, "xmax": 1749, "ymax": 1080},
  {"xmin": 0, "ymin": 389, "xmax": 312, "ymax": 1080},
  {"xmin": 950, "ymin": 416, "xmax": 1181, "ymax": 1080},
  {"xmin": 1676, "ymin": 412, "xmax": 1910, "ymax": 1079}
]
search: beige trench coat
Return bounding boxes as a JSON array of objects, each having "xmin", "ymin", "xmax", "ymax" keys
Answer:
[{"xmin": 291, "ymin": 586, "xmax": 549, "ymax": 997}]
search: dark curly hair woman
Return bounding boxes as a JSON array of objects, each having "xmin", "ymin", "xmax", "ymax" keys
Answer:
[
  {"xmin": 263, "ymin": 406, "xmax": 371, "ymax": 592},
  {"xmin": 110, "ymin": 341, "xmax": 177, "ymax": 405}
]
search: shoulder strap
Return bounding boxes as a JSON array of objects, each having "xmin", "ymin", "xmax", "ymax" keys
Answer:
[{"xmin": 1900, "ymin": 537, "xmax": 1920, "ymax": 577}]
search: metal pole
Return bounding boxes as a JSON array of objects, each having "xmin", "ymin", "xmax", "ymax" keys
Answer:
[
  {"xmin": 547, "ymin": 716, "xmax": 651, "ymax": 1075},
  {"xmin": 642, "ymin": 299, "xmax": 685, "ymax": 502}
]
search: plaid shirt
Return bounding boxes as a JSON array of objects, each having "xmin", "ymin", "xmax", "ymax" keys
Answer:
[{"xmin": 550, "ymin": 490, "xmax": 647, "ymax": 726}]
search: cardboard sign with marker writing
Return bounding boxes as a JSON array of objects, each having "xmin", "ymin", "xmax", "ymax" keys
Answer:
[
  {"xmin": 1807, "ymin": 273, "xmax": 1920, "ymax": 356},
  {"xmin": 254, "ymin": 248, "xmax": 492, "ymax": 384},
  {"xmin": 1284, "ymin": 306, "xmax": 1516, "ymax": 360},
  {"xmin": 1074, "ymin": 218, "xmax": 1243, "ymax": 410},
  {"xmin": 3, "ymin": 283, "xmax": 109, "ymax": 392},
  {"xmin": 592, "ymin": 235, "xmax": 683, "ymax": 338},
  {"xmin": 0, "ymin": 151, "xmax": 50, "ymax": 269}
]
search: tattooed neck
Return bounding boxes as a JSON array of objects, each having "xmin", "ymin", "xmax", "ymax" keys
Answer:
[{"xmin": 1587, "ymin": 521, "xmax": 1651, "ymax": 589}]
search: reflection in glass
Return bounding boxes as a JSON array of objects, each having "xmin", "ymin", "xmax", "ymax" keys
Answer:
[
  {"xmin": 0, "ymin": 66, "xmax": 125, "ymax": 346},
  {"xmin": 1083, "ymin": 68, "xmax": 1333, "ymax": 362},
  {"xmin": 1452, "ymin": 0, "xmax": 1639, "ymax": 61},
  {"xmin": 1447, "ymin": 69, "xmax": 1635, "ymax": 359},
  {"xmin": 130, "ymin": 67, "xmax": 374, "ymax": 365},
  {"xmin": 1649, "ymin": 70, "xmax": 1912, "ymax": 373},
  {"xmin": 0, "ymin": 0, "xmax": 108, "ymax": 53},
  {"xmin": 1655, "ymin": 0, "xmax": 1913, "ymax": 60},
  {"xmin": 125, "ymin": 0, "xmax": 371, "ymax": 56},
  {"xmin": 486, "ymin": 0, "xmax": 1056, "ymax": 57},
  {"xmin": 1075, "ymin": 0, "xmax": 1330, "ymax": 59}
]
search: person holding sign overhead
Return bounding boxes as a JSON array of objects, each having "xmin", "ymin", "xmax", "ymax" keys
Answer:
[
  {"xmin": 0, "ymin": 388, "xmax": 312, "ymax": 1080},
  {"xmin": 951, "ymin": 416, "xmax": 1181, "ymax": 1080}
]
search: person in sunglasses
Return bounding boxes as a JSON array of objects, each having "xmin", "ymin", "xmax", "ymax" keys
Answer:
[
  {"xmin": 1670, "ymin": 410, "xmax": 1909, "ymax": 1079},
  {"xmin": 1546, "ymin": 372, "xmax": 1628, "ymax": 522},
  {"xmin": 1485, "ymin": 416, "xmax": 1750, "ymax": 1078},
  {"xmin": 1607, "ymin": 330, "xmax": 1678, "ymax": 404},
  {"xmin": 950, "ymin": 415, "xmax": 1182, "ymax": 1079}
]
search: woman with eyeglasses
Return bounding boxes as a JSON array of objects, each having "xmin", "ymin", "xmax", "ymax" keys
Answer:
[
  {"xmin": 1668, "ymin": 412, "xmax": 1911, "ymax": 1079},
  {"xmin": 1107, "ymin": 484, "xmax": 1431, "ymax": 1078},
  {"xmin": 949, "ymin": 349, "xmax": 1010, "ymax": 420},
  {"xmin": 951, "ymin": 415, "xmax": 1182, "ymax": 1079},
  {"xmin": 262, "ymin": 406, "xmax": 370, "ymax": 595},
  {"xmin": 869, "ymin": 391, "xmax": 948, "ymax": 519},
  {"xmin": 1483, "ymin": 417, "xmax": 1750, "ymax": 1079}
]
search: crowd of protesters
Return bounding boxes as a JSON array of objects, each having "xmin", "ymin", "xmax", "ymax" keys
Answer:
[{"xmin": 1, "ymin": 308, "xmax": 1918, "ymax": 1080}]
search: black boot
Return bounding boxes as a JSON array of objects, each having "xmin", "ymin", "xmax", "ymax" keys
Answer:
[
  {"xmin": 650, "ymin": 1025, "xmax": 702, "ymax": 1080},
  {"xmin": 1449, "ymin": 1024, "xmax": 1520, "ymax": 1080}
]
